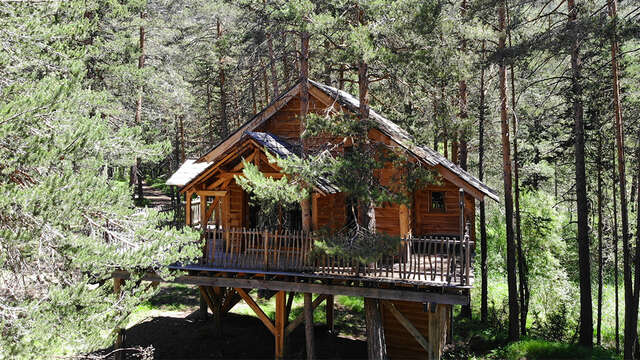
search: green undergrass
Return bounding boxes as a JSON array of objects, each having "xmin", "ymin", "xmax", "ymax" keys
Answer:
[
  {"xmin": 230, "ymin": 292, "xmax": 366, "ymax": 338},
  {"xmin": 495, "ymin": 339, "xmax": 621, "ymax": 360},
  {"xmin": 465, "ymin": 275, "xmax": 625, "ymax": 357}
]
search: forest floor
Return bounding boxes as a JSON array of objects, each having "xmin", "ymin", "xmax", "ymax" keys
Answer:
[
  {"xmin": 100, "ymin": 284, "xmax": 368, "ymax": 359},
  {"xmin": 138, "ymin": 181, "xmax": 172, "ymax": 208}
]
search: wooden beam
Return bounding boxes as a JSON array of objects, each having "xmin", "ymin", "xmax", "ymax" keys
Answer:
[
  {"xmin": 218, "ymin": 171, "xmax": 284, "ymax": 179},
  {"xmin": 234, "ymin": 288, "xmax": 276, "ymax": 335},
  {"xmin": 435, "ymin": 164, "xmax": 485, "ymax": 201},
  {"xmin": 202, "ymin": 197, "xmax": 220, "ymax": 229},
  {"xmin": 304, "ymin": 293, "xmax": 315, "ymax": 360},
  {"xmin": 199, "ymin": 286, "xmax": 214, "ymax": 316},
  {"xmin": 285, "ymin": 294, "xmax": 327, "ymax": 335},
  {"xmin": 199, "ymin": 194, "xmax": 207, "ymax": 228},
  {"xmin": 112, "ymin": 272, "xmax": 469, "ymax": 305},
  {"xmin": 196, "ymin": 190, "xmax": 228, "ymax": 197},
  {"xmin": 181, "ymin": 140, "xmax": 257, "ymax": 194},
  {"xmin": 221, "ymin": 288, "xmax": 242, "ymax": 313},
  {"xmin": 275, "ymin": 291, "xmax": 286, "ymax": 360},
  {"xmin": 382, "ymin": 301, "xmax": 430, "ymax": 352},
  {"xmin": 185, "ymin": 192, "xmax": 192, "ymax": 226},
  {"xmin": 285, "ymin": 292, "xmax": 295, "ymax": 325}
]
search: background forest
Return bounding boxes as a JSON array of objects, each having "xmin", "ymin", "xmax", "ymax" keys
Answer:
[{"xmin": 1, "ymin": 0, "xmax": 640, "ymax": 359}]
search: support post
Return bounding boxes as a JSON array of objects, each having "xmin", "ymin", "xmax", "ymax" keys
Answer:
[
  {"xmin": 326, "ymin": 295, "xmax": 335, "ymax": 334},
  {"xmin": 364, "ymin": 298, "xmax": 387, "ymax": 360},
  {"xmin": 199, "ymin": 293, "xmax": 209, "ymax": 320},
  {"xmin": 185, "ymin": 191, "xmax": 193, "ymax": 226},
  {"xmin": 304, "ymin": 293, "xmax": 315, "ymax": 360},
  {"xmin": 301, "ymin": 195, "xmax": 311, "ymax": 231},
  {"xmin": 114, "ymin": 278, "xmax": 125, "ymax": 360},
  {"xmin": 275, "ymin": 291, "xmax": 286, "ymax": 359},
  {"xmin": 200, "ymin": 194, "xmax": 207, "ymax": 227}
]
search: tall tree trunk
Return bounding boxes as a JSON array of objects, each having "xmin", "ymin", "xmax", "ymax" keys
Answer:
[
  {"xmin": 608, "ymin": 0, "xmax": 636, "ymax": 356},
  {"xmin": 635, "ymin": 131, "xmax": 640, "ymax": 358},
  {"xmin": 364, "ymin": 298, "xmax": 387, "ymax": 360},
  {"xmin": 250, "ymin": 65, "xmax": 257, "ymax": 115},
  {"xmin": 262, "ymin": 60, "xmax": 269, "ymax": 107},
  {"xmin": 457, "ymin": 0, "xmax": 471, "ymax": 319},
  {"xmin": 217, "ymin": 19, "xmax": 229, "ymax": 138},
  {"xmin": 300, "ymin": 30, "xmax": 309, "ymax": 144},
  {"xmin": 613, "ymin": 145, "xmax": 621, "ymax": 352},
  {"xmin": 206, "ymin": 81, "xmax": 214, "ymax": 143},
  {"xmin": 457, "ymin": 0, "xmax": 468, "ymax": 171},
  {"xmin": 597, "ymin": 132, "xmax": 604, "ymax": 346},
  {"xmin": 282, "ymin": 33, "xmax": 290, "ymax": 87},
  {"xmin": 338, "ymin": 64, "xmax": 345, "ymax": 90},
  {"xmin": 498, "ymin": 0, "xmax": 519, "ymax": 341},
  {"xmin": 567, "ymin": 0, "xmax": 592, "ymax": 347},
  {"xmin": 506, "ymin": 5, "xmax": 529, "ymax": 335},
  {"xmin": 133, "ymin": 12, "xmax": 146, "ymax": 204},
  {"xmin": 355, "ymin": 6, "xmax": 376, "ymax": 233},
  {"xmin": 479, "ymin": 40, "xmax": 488, "ymax": 323},
  {"xmin": 179, "ymin": 114, "xmax": 185, "ymax": 163},
  {"xmin": 267, "ymin": 32, "xmax": 279, "ymax": 98}
]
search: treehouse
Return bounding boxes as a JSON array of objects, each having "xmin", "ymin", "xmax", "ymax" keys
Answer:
[{"xmin": 148, "ymin": 79, "xmax": 498, "ymax": 359}]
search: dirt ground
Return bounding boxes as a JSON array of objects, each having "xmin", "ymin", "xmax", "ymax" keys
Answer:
[
  {"xmin": 111, "ymin": 311, "xmax": 367, "ymax": 359},
  {"xmin": 98, "ymin": 285, "xmax": 368, "ymax": 359}
]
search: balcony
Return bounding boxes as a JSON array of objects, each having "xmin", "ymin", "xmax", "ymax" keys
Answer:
[{"xmin": 182, "ymin": 226, "xmax": 474, "ymax": 288}]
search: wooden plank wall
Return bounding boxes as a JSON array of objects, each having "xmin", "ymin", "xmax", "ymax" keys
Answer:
[
  {"xmin": 312, "ymin": 193, "xmax": 346, "ymax": 231},
  {"xmin": 256, "ymin": 95, "xmax": 345, "ymax": 152},
  {"xmin": 382, "ymin": 301, "xmax": 451, "ymax": 359},
  {"xmin": 228, "ymin": 182, "xmax": 245, "ymax": 228},
  {"xmin": 413, "ymin": 180, "xmax": 476, "ymax": 242}
]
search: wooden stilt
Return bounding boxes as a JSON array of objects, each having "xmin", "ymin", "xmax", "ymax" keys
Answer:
[
  {"xmin": 304, "ymin": 293, "xmax": 315, "ymax": 360},
  {"xmin": 275, "ymin": 291, "xmax": 286, "ymax": 359},
  {"xmin": 211, "ymin": 287, "xmax": 224, "ymax": 336},
  {"xmin": 285, "ymin": 292, "xmax": 295, "ymax": 326},
  {"xmin": 114, "ymin": 278, "xmax": 125, "ymax": 360},
  {"xmin": 364, "ymin": 298, "xmax": 387, "ymax": 360},
  {"xmin": 199, "ymin": 291, "xmax": 209, "ymax": 320},
  {"xmin": 326, "ymin": 295, "xmax": 335, "ymax": 334}
]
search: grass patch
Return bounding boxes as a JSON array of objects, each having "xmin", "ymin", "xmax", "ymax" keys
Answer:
[{"xmin": 494, "ymin": 339, "xmax": 621, "ymax": 360}]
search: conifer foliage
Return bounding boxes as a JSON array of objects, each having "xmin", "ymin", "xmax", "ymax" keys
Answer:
[{"xmin": 0, "ymin": 2, "xmax": 200, "ymax": 357}]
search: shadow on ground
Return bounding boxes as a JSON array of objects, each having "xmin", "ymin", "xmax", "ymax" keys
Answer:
[{"xmin": 98, "ymin": 311, "xmax": 366, "ymax": 359}]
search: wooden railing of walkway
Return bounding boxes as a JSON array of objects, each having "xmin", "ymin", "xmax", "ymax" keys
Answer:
[{"xmin": 201, "ymin": 227, "xmax": 473, "ymax": 286}]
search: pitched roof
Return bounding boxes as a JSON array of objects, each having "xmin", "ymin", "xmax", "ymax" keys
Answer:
[
  {"xmin": 245, "ymin": 131, "xmax": 340, "ymax": 194},
  {"xmin": 309, "ymin": 80, "xmax": 499, "ymax": 201},
  {"xmin": 168, "ymin": 79, "xmax": 498, "ymax": 201},
  {"xmin": 166, "ymin": 159, "xmax": 213, "ymax": 187}
]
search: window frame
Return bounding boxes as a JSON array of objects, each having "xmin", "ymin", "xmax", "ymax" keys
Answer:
[{"xmin": 429, "ymin": 190, "xmax": 446, "ymax": 213}]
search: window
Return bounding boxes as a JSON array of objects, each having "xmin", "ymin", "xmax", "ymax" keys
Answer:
[{"xmin": 430, "ymin": 191, "xmax": 445, "ymax": 213}]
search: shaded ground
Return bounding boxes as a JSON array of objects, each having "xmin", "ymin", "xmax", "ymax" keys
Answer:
[
  {"xmin": 99, "ymin": 284, "xmax": 367, "ymax": 359},
  {"xmin": 140, "ymin": 182, "xmax": 172, "ymax": 209}
]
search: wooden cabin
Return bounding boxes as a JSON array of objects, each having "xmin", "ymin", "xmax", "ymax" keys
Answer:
[{"xmin": 158, "ymin": 79, "xmax": 498, "ymax": 359}]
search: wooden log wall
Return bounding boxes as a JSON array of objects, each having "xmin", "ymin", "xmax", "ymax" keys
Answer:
[
  {"xmin": 381, "ymin": 301, "xmax": 451, "ymax": 360},
  {"xmin": 413, "ymin": 181, "xmax": 476, "ymax": 242}
]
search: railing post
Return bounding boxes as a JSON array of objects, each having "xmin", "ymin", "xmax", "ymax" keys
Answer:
[
  {"xmin": 465, "ymin": 222, "xmax": 471, "ymax": 286},
  {"xmin": 263, "ymin": 229, "xmax": 269, "ymax": 269},
  {"xmin": 459, "ymin": 188, "xmax": 465, "ymax": 285}
]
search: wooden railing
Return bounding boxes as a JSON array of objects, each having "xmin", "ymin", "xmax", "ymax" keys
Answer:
[{"xmin": 201, "ymin": 227, "xmax": 473, "ymax": 286}]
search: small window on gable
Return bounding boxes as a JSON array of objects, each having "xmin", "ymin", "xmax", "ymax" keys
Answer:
[{"xmin": 430, "ymin": 191, "xmax": 446, "ymax": 213}]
